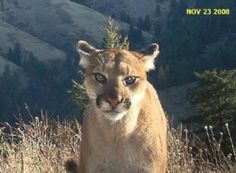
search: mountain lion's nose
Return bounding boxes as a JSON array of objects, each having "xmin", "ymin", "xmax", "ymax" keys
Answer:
[{"xmin": 105, "ymin": 97, "xmax": 123, "ymax": 109}]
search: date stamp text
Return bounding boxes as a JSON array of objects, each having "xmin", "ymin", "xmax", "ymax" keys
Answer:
[{"xmin": 186, "ymin": 8, "xmax": 230, "ymax": 16}]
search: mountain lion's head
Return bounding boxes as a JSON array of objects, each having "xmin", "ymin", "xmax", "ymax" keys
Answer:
[{"xmin": 77, "ymin": 41, "xmax": 159, "ymax": 121}]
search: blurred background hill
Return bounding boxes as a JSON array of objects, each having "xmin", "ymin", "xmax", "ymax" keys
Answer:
[{"xmin": 0, "ymin": 0, "xmax": 235, "ymax": 125}]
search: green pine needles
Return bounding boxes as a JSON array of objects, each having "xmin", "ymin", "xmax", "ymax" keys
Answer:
[
  {"xmin": 188, "ymin": 69, "xmax": 236, "ymax": 128},
  {"xmin": 102, "ymin": 17, "xmax": 129, "ymax": 50}
]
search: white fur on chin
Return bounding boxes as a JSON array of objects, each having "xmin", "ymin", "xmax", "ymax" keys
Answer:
[{"xmin": 104, "ymin": 111, "xmax": 127, "ymax": 121}]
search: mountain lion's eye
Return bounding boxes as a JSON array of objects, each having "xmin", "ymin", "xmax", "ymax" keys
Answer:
[
  {"xmin": 124, "ymin": 76, "xmax": 137, "ymax": 85},
  {"xmin": 94, "ymin": 73, "xmax": 107, "ymax": 84}
]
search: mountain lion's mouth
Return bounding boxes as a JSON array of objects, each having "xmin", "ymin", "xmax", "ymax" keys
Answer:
[
  {"xmin": 104, "ymin": 110, "xmax": 121, "ymax": 115},
  {"xmin": 102, "ymin": 110, "xmax": 127, "ymax": 121}
]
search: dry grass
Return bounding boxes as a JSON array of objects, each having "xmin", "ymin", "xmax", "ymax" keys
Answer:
[
  {"xmin": 168, "ymin": 124, "xmax": 236, "ymax": 173},
  {"xmin": 0, "ymin": 113, "xmax": 235, "ymax": 173},
  {"xmin": 0, "ymin": 112, "xmax": 81, "ymax": 173}
]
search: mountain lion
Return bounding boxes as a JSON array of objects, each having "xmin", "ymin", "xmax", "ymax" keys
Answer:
[{"xmin": 66, "ymin": 41, "xmax": 167, "ymax": 173}]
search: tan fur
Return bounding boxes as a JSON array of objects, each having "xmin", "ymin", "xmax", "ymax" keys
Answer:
[{"xmin": 70, "ymin": 41, "xmax": 167, "ymax": 173}]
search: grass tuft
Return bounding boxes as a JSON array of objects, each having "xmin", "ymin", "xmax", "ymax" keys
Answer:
[
  {"xmin": 0, "ymin": 113, "xmax": 81, "ymax": 173},
  {"xmin": 168, "ymin": 123, "xmax": 236, "ymax": 173}
]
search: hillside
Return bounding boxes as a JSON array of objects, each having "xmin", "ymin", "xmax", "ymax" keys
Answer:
[
  {"xmin": 89, "ymin": 0, "xmax": 158, "ymax": 18},
  {"xmin": 159, "ymin": 83, "xmax": 196, "ymax": 125},
  {"xmin": 88, "ymin": 0, "xmax": 170, "ymax": 24},
  {"xmin": 0, "ymin": 0, "xmax": 154, "ymax": 123},
  {"xmin": 0, "ymin": 20, "xmax": 66, "ymax": 62},
  {"xmin": 0, "ymin": 55, "xmax": 28, "ymax": 86},
  {"xmin": 0, "ymin": 55, "xmax": 22, "ymax": 75},
  {"xmin": 0, "ymin": 0, "xmax": 153, "ymax": 54}
]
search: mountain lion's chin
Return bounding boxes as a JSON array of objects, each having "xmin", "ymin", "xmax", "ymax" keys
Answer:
[{"xmin": 103, "ymin": 110, "xmax": 127, "ymax": 121}]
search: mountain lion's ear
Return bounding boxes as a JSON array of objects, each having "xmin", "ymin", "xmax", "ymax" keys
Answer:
[
  {"xmin": 138, "ymin": 43, "xmax": 159, "ymax": 71},
  {"xmin": 76, "ymin": 40, "xmax": 100, "ymax": 68}
]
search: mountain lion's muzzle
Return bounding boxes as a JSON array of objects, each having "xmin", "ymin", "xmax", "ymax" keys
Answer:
[{"xmin": 96, "ymin": 94, "xmax": 131, "ymax": 113}]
